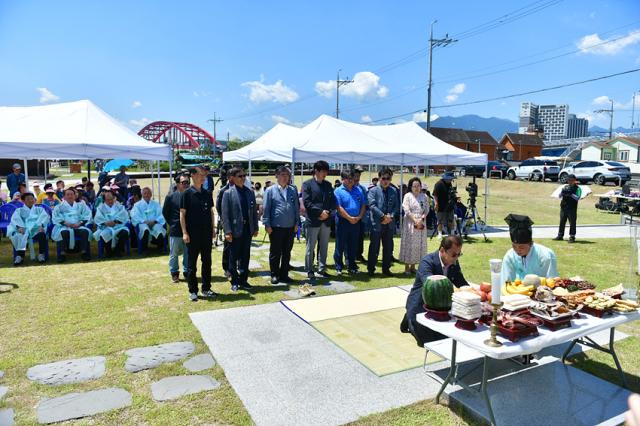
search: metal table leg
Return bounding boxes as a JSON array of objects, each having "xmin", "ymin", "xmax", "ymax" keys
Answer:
[
  {"xmin": 435, "ymin": 339, "xmax": 457, "ymax": 404},
  {"xmin": 608, "ymin": 327, "xmax": 628, "ymax": 388},
  {"xmin": 480, "ymin": 356, "xmax": 497, "ymax": 426}
]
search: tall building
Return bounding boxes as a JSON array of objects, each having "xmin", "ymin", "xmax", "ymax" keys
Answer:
[
  {"xmin": 566, "ymin": 114, "xmax": 589, "ymax": 138},
  {"xmin": 518, "ymin": 102, "xmax": 573, "ymax": 140}
]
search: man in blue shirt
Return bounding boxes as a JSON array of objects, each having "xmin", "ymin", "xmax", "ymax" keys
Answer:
[
  {"xmin": 263, "ymin": 165, "xmax": 300, "ymax": 284},
  {"xmin": 333, "ymin": 170, "xmax": 366, "ymax": 274},
  {"xmin": 6, "ymin": 163, "xmax": 25, "ymax": 197}
]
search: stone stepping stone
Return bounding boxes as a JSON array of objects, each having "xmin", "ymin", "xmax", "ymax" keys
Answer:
[
  {"xmin": 0, "ymin": 386, "xmax": 7, "ymax": 401},
  {"xmin": 125, "ymin": 342, "xmax": 194, "ymax": 373},
  {"xmin": 323, "ymin": 281, "xmax": 356, "ymax": 293},
  {"xmin": 289, "ymin": 260, "xmax": 305, "ymax": 269},
  {"xmin": 250, "ymin": 244, "xmax": 269, "ymax": 251},
  {"xmin": 36, "ymin": 387, "xmax": 131, "ymax": 424},
  {"xmin": 183, "ymin": 354, "xmax": 216, "ymax": 372},
  {"xmin": 248, "ymin": 260, "xmax": 262, "ymax": 270},
  {"xmin": 27, "ymin": 356, "xmax": 106, "ymax": 386},
  {"xmin": 290, "ymin": 270, "xmax": 308, "ymax": 278},
  {"xmin": 151, "ymin": 375, "xmax": 220, "ymax": 401},
  {"xmin": 0, "ymin": 408, "xmax": 14, "ymax": 426},
  {"xmin": 283, "ymin": 289, "xmax": 304, "ymax": 299}
]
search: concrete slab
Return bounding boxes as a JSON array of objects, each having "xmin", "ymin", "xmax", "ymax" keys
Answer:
[
  {"xmin": 248, "ymin": 260, "xmax": 262, "ymax": 270},
  {"xmin": 125, "ymin": 342, "xmax": 194, "ymax": 373},
  {"xmin": 447, "ymin": 362, "xmax": 632, "ymax": 426},
  {"xmin": 323, "ymin": 281, "xmax": 356, "ymax": 293},
  {"xmin": 283, "ymin": 289, "xmax": 306, "ymax": 299},
  {"xmin": 0, "ymin": 408, "xmax": 14, "ymax": 426},
  {"xmin": 398, "ymin": 284, "xmax": 413, "ymax": 292},
  {"xmin": 151, "ymin": 375, "xmax": 220, "ymax": 401},
  {"xmin": 36, "ymin": 387, "xmax": 132, "ymax": 424},
  {"xmin": 190, "ymin": 303, "xmax": 441, "ymax": 426},
  {"xmin": 480, "ymin": 224, "xmax": 631, "ymax": 239},
  {"xmin": 183, "ymin": 354, "xmax": 216, "ymax": 372},
  {"xmin": 26, "ymin": 356, "xmax": 106, "ymax": 386},
  {"xmin": 289, "ymin": 260, "xmax": 305, "ymax": 268},
  {"xmin": 0, "ymin": 386, "xmax": 7, "ymax": 401}
]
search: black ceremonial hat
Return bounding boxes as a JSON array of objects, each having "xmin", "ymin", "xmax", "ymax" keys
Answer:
[{"xmin": 504, "ymin": 214, "xmax": 533, "ymax": 244}]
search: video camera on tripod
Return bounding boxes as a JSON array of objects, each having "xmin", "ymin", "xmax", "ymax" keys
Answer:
[
  {"xmin": 214, "ymin": 162, "xmax": 233, "ymax": 187},
  {"xmin": 465, "ymin": 178, "xmax": 478, "ymax": 208}
]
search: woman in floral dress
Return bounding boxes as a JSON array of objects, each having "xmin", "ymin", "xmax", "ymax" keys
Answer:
[{"xmin": 399, "ymin": 177, "xmax": 429, "ymax": 274}]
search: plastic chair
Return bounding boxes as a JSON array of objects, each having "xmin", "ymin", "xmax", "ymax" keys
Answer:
[
  {"xmin": 35, "ymin": 204, "xmax": 55, "ymax": 237},
  {"xmin": 0, "ymin": 203, "xmax": 18, "ymax": 238},
  {"xmin": 97, "ymin": 225, "xmax": 132, "ymax": 259}
]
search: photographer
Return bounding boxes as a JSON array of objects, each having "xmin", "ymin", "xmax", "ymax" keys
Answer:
[
  {"xmin": 553, "ymin": 174, "xmax": 581, "ymax": 243},
  {"xmin": 433, "ymin": 172, "xmax": 456, "ymax": 237}
]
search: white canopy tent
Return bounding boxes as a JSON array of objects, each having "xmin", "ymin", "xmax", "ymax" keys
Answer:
[{"xmin": 0, "ymin": 99, "xmax": 171, "ymax": 199}]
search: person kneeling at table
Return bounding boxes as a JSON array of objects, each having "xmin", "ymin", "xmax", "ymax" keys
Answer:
[
  {"xmin": 51, "ymin": 187, "xmax": 93, "ymax": 262},
  {"xmin": 131, "ymin": 187, "xmax": 167, "ymax": 251},
  {"xmin": 8, "ymin": 192, "xmax": 50, "ymax": 265},
  {"xmin": 404, "ymin": 235, "xmax": 469, "ymax": 346},
  {"xmin": 94, "ymin": 190, "xmax": 130, "ymax": 257},
  {"xmin": 500, "ymin": 214, "xmax": 558, "ymax": 283}
]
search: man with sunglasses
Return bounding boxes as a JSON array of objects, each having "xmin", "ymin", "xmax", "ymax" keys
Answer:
[
  {"xmin": 180, "ymin": 165, "xmax": 216, "ymax": 301},
  {"xmin": 163, "ymin": 174, "xmax": 190, "ymax": 283},
  {"xmin": 221, "ymin": 167, "xmax": 259, "ymax": 292},
  {"xmin": 404, "ymin": 235, "xmax": 469, "ymax": 346},
  {"xmin": 367, "ymin": 168, "xmax": 399, "ymax": 276}
]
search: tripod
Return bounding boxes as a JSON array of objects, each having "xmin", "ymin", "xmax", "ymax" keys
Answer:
[{"xmin": 463, "ymin": 198, "xmax": 487, "ymax": 242}]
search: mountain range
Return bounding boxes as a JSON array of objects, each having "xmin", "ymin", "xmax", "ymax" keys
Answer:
[{"xmin": 422, "ymin": 114, "xmax": 636, "ymax": 140}]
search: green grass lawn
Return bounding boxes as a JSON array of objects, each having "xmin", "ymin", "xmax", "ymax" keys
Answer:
[{"xmin": 1, "ymin": 232, "xmax": 638, "ymax": 425}]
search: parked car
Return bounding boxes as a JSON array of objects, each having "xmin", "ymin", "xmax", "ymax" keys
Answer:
[
  {"xmin": 558, "ymin": 160, "xmax": 631, "ymax": 185},
  {"xmin": 461, "ymin": 161, "xmax": 509, "ymax": 178},
  {"xmin": 506, "ymin": 159, "xmax": 560, "ymax": 181}
]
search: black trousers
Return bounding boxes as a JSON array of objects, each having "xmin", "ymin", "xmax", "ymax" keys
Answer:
[
  {"xmin": 357, "ymin": 220, "xmax": 365, "ymax": 258},
  {"xmin": 268, "ymin": 226, "xmax": 295, "ymax": 279},
  {"xmin": 140, "ymin": 234, "xmax": 164, "ymax": 251},
  {"xmin": 558, "ymin": 206, "xmax": 577, "ymax": 238},
  {"xmin": 60, "ymin": 229, "xmax": 90, "ymax": 254},
  {"xmin": 187, "ymin": 237, "xmax": 212, "ymax": 294},
  {"xmin": 102, "ymin": 230, "xmax": 128, "ymax": 256},
  {"xmin": 16, "ymin": 232, "xmax": 47, "ymax": 256},
  {"xmin": 367, "ymin": 224, "xmax": 394, "ymax": 273},
  {"xmin": 229, "ymin": 227, "xmax": 252, "ymax": 286},
  {"xmin": 222, "ymin": 240, "xmax": 230, "ymax": 272}
]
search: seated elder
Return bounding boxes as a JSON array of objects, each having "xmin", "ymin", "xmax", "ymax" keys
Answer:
[
  {"xmin": 8, "ymin": 192, "xmax": 50, "ymax": 265},
  {"xmin": 94, "ymin": 190, "xmax": 130, "ymax": 257},
  {"xmin": 404, "ymin": 235, "xmax": 469, "ymax": 346},
  {"xmin": 51, "ymin": 188, "xmax": 93, "ymax": 261},
  {"xmin": 131, "ymin": 186, "xmax": 167, "ymax": 251}
]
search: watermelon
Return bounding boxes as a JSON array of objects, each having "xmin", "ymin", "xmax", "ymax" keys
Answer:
[{"xmin": 422, "ymin": 275, "xmax": 454, "ymax": 311}]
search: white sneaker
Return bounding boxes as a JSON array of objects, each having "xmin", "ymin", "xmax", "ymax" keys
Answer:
[
  {"xmin": 37, "ymin": 254, "xmax": 46, "ymax": 263},
  {"xmin": 189, "ymin": 292, "xmax": 198, "ymax": 302},
  {"xmin": 14, "ymin": 255, "xmax": 23, "ymax": 265}
]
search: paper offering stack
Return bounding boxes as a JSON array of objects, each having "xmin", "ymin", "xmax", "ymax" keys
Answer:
[
  {"xmin": 502, "ymin": 294, "xmax": 532, "ymax": 311},
  {"xmin": 452, "ymin": 291, "xmax": 482, "ymax": 320}
]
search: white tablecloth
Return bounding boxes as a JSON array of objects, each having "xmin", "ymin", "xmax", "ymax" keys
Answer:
[{"xmin": 416, "ymin": 310, "xmax": 639, "ymax": 360}]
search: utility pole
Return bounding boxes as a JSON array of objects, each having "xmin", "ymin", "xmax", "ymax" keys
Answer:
[
  {"xmin": 426, "ymin": 20, "xmax": 457, "ymax": 131},
  {"xmin": 594, "ymin": 99, "xmax": 614, "ymax": 139},
  {"xmin": 335, "ymin": 69, "xmax": 353, "ymax": 119},
  {"xmin": 207, "ymin": 112, "xmax": 224, "ymax": 141},
  {"xmin": 632, "ymin": 91, "xmax": 637, "ymax": 132}
]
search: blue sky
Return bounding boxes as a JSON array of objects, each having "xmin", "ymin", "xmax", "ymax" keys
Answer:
[{"xmin": 1, "ymin": 0, "xmax": 639, "ymax": 140}]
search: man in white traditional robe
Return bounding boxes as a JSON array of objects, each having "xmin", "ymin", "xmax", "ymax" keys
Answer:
[
  {"xmin": 131, "ymin": 186, "xmax": 167, "ymax": 252},
  {"xmin": 51, "ymin": 188, "xmax": 93, "ymax": 262},
  {"xmin": 94, "ymin": 190, "xmax": 130, "ymax": 257},
  {"xmin": 8, "ymin": 192, "xmax": 50, "ymax": 265}
]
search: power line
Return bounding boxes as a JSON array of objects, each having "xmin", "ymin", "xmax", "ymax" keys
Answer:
[{"xmin": 369, "ymin": 68, "xmax": 640, "ymax": 123}]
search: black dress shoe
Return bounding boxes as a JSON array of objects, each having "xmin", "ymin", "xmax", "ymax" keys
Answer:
[
  {"xmin": 356, "ymin": 255, "xmax": 367, "ymax": 262},
  {"xmin": 318, "ymin": 271, "xmax": 331, "ymax": 278},
  {"xmin": 240, "ymin": 282, "xmax": 254, "ymax": 291},
  {"xmin": 279, "ymin": 276, "xmax": 294, "ymax": 284},
  {"xmin": 368, "ymin": 270, "xmax": 375, "ymax": 277},
  {"xmin": 382, "ymin": 270, "xmax": 394, "ymax": 277},
  {"xmin": 552, "ymin": 236, "xmax": 563, "ymax": 241}
]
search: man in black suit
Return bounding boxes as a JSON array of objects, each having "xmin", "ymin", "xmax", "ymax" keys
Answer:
[{"xmin": 404, "ymin": 235, "xmax": 469, "ymax": 346}]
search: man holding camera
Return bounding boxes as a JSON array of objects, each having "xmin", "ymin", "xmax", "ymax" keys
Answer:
[
  {"xmin": 553, "ymin": 174, "xmax": 581, "ymax": 243},
  {"xmin": 433, "ymin": 172, "xmax": 456, "ymax": 237}
]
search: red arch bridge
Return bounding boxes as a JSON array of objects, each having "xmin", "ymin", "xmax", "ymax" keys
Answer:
[{"xmin": 137, "ymin": 121, "xmax": 220, "ymax": 151}]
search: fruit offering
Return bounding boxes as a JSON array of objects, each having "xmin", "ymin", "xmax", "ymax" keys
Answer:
[
  {"xmin": 422, "ymin": 275, "xmax": 454, "ymax": 311},
  {"xmin": 613, "ymin": 299, "xmax": 639, "ymax": 313},
  {"xmin": 583, "ymin": 294, "xmax": 617, "ymax": 311},
  {"xmin": 502, "ymin": 280, "xmax": 535, "ymax": 297}
]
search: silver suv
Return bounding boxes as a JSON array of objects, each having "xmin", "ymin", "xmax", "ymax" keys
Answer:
[
  {"xmin": 506, "ymin": 159, "xmax": 560, "ymax": 182},
  {"xmin": 558, "ymin": 160, "xmax": 631, "ymax": 185}
]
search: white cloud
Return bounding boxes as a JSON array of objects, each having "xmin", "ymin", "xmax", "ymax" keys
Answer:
[
  {"xmin": 577, "ymin": 29, "xmax": 640, "ymax": 55},
  {"xmin": 314, "ymin": 71, "xmax": 389, "ymax": 100},
  {"xmin": 592, "ymin": 95, "xmax": 611, "ymax": 106},
  {"xmin": 361, "ymin": 115, "xmax": 372, "ymax": 123},
  {"xmin": 241, "ymin": 77, "xmax": 299, "ymax": 104},
  {"xmin": 271, "ymin": 115, "xmax": 291, "ymax": 124},
  {"xmin": 131, "ymin": 100, "xmax": 142, "ymax": 108},
  {"xmin": 192, "ymin": 91, "xmax": 212, "ymax": 98},
  {"xmin": 36, "ymin": 87, "xmax": 59, "ymax": 103},
  {"xmin": 412, "ymin": 111, "xmax": 439, "ymax": 122},
  {"xmin": 444, "ymin": 83, "xmax": 466, "ymax": 103},
  {"xmin": 238, "ymin": 124, "xmax": 265, "ymax": 139},
  {"xmin": 129, "ymin": 118, "xmax": 151, "ymax": 127}
]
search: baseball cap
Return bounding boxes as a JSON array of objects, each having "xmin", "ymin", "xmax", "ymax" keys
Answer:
[{"xmin": 12, "ymin": 163, "xmax": 21, "ymax": 169}]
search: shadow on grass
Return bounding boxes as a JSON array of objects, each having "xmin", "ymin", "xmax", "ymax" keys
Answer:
[
  {"xmin": 568, "ymin": 352, "xmax": 640, "ymax": 393},
  {"xmin": 568, "ymin": 240, "xmax": 595, "ymax": 245},
  {"xmin": 0, "ymin": 282, "xmax": 19, "ymax": 294}
]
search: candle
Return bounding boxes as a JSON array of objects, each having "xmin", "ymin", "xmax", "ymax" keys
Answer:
[{"xmin": 489, "ymin": 259, "xmax": 502, "ymax": 305}]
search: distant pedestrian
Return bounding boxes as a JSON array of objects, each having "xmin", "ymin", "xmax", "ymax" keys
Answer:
[
  {"xmin": 302, "ymin": 160, "xmax": 336, "ymax": 279},
  {"xmin": 222, "ymin": 167, "xmax": 259, "ymax": 292},
  {"xmin": 6, "ymin": 163, "xmax": 25, "ymax": 197},
  {"xmin": 433, "ymin": 172, "xmax": 456, "ymax": 236},
  {"xmin": 113, "ymin": 166, "xmax": 130, "ymax": 200},
  {"xmin": 553, "ymin": 174, "xmax": 581, "ymax": 243},
  {"xmin": 262, "ymin": 166, "xmax": 300, "ymax": 284},
  {"xmin": 367, "ymin": 168, "xmax": 399, "ymax": 276},
  {"xmin": 180, "ymin": 165, "xmax": 216, "ymax": 301},
  {"xmin": 163, "ymin": 174, "xmax": 190, "ymax": 283},
  {"xmin": 333, "ymin": 170, "xmax": 366, "ymax": 275}
]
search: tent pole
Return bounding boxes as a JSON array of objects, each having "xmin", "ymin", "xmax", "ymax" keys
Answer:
[
  {"xmin": 484, "ymin": 164, "xmax": 488, "ymax": 227},
  {"xmin": 248, "ymin": 153, "xmax": 252, "ymax": 183},
  {"xmin": 24, "ymin": 159, "xmax": 29, "ymax": 189},
  {"xmin": 169, "ymin": 143, "xmax": 174, "ymax": 195},
  {"xmin": 87, "ymin": 160, "xmax": 91, "ymax": 182},
  {"xmin": 44, "ymin": 160, "xmax": 48, "ymax": 186},
  {"xmin": 157, "ymin": 160, "xmax": 161, "ymax": 201},
  {"xmin": 399, "ymin": 157, "xmax": 404, "ymax": 238}
]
